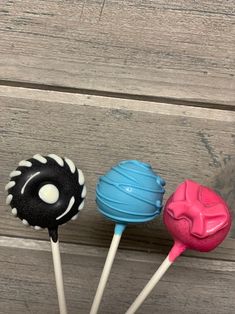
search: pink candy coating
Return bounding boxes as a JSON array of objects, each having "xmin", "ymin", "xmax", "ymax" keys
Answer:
[{"xmin": 164, "ymin": 180, "xmax": 231, "ymax": 261}]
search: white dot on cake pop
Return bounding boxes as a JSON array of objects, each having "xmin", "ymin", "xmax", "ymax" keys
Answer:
[
  {"xmin": 65, "ymin": 157, "xmax": 76, "ymax": 173},
  {"xmin": 48, "ymin": 154, "xmax": 64, "ymax": 167},
  {"xmin": 19, "ymin": 160, "xmax": 32, "ymax": 167},
  {"xmin": 33, "ymin": 154, "xmax": 47, "ymax": 164},
  {"xmin": 79, "ymin": 200, "xmax": 85, "ymax": 211},
  {"xmin": 38, "ymin": 184, "xmax": 60, "ymax": 204},
  {"xmin": 5, "ymin": 181, "xmax": 16, "ymax": 190},
  {"xmin": 9, "ymin": 170, "xmax": 21, "ymax": 178},
  {"xmin": 77, "ymin": 168, "xmax": 85, "ymax": 185}
]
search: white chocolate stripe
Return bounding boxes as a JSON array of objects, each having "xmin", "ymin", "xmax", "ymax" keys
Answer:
[
  {"xmin": 48, "ymin": 154, "xmax": 64, "ymax": 166},
  {"xmin": 6, "ymin": 194, "xmax": 13, "ymax": 205},
  {"xmin": 11, "ymin": 208, "xmax": 17, "ymax": 216},
  {"xmin": 19, "ymin": 160, "xmax": 32, "ymax": 167},
  {"xmin": 71, "ymin": 213, "xmax": 79, "ymax": 220},
  {"xmin": 65, "ymin": 157, "xmax": 76, "ymax": 173},
  {"xmin": 33, "ymin": 154, "xmax": 47, "ymax": 164},
  {"xmin": 34, "ymin": 226, "xmax": 42, "ymax": 230},
  {"xmin": 81, "ymin": 185, "xmax": 87, "ymax": 198},
  {"xmin": 78, "ymin": 200, "xmax": 85, "ymax": 211},
  {"xmin": 21, "ymin": 171, "xmax": 40, "ymax": 194},
  {"xmin": 77, "ymin": 168, "xmax": 85, "ymax": 185},
  {"xmin": 22, "ymin": 219, "xmax": 29, "ymax": 226},
  {"xmin": 56, "ymin": 196, "xmax": 75, "ymax": 220},
  {"xmin": 5, "ymin": 181, "xmax": 15, "ymax": 190},
  {"xmin": 10, "ymin": 170, "xmax": 21, "ymax": 178}
]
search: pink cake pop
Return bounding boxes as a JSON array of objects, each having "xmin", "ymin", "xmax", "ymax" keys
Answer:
[
  {"xmin": 165, "ymin": 179, "xmax": 231, "ymax": 261},
  {"xmin": 126, "ymin": 179, "xmax": 232, "ymax": 314}
]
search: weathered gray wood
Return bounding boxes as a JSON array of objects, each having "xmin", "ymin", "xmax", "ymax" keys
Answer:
[
  {"xmin": 0, "ymin": 236, "xmax": 234, "ymax": 314},
  {"xmin": 0, "ymin": 86, "xmax": 234, "ymax": 261},
  {"xmin": 208, "ymin": 159, "xmax": 235, "ymax": 239},
  {"xmin": 0, "ymin": 0, "xmax": 234, "ymax": 105}
]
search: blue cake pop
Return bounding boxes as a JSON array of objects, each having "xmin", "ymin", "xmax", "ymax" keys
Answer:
[
  {"xmin": 90, "ymin": 160, "xmax": 165, "ymax": 314},
  {"xmin": 96, "ymin": 160, "xmax": 165, "ymax": 233}
]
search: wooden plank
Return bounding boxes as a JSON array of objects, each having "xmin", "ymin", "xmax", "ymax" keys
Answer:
[
  {"xmin": 0, "ymin": 236, "xmax": 234, "ymax": 314},
  {"xmin": 0, "ymin": 86, "xmax": 234, "ymax": 261},
  {"xmin": 0, "ymin": 0, "xmax": 234, "ymax": 105}
]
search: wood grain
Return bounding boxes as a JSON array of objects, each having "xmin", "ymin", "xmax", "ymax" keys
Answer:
[
  {"xmin": 0, "ymin": 236, "xmax": 234, "ymax": 314},
  {"xmin": 0, "ymin": 0, "xmax": 234, "ymax": 105},
  {"xmin": 0, "ymin": 86, "xmax": 234, "ymax": 261}
]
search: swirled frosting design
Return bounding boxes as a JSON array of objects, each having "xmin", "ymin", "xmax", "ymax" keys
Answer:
[{"xmin": 96, "ymin": 160, "xmax": 165, "ymax": 224}]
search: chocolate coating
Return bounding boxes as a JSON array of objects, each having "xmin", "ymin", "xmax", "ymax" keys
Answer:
[
  {"xmin": 164, "ymin": 180, "xmax": 231, "ymax": 253},
  {"xmin": 96, "ymin": 160, "xmax": 165, "ymax": 224},
  {"xmin": 6, "ymin": 154, "xmax": 86, "ymax": 240}
]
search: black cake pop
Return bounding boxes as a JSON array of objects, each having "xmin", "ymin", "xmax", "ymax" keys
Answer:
[
  {"xmin": 5, "ymin": 154, "xmax": 86, "ymax": 242},
  {"xmin": 6, "ymin": 154, "xmax": 86, "ymax": 314}
]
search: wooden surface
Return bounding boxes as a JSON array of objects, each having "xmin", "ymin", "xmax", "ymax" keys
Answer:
[
  {"xmin": 0, "ymin": 236, "xmax": 234, "ymax": 314},
  {"xmin": 0, "ymin": 85, "xmax": 234, "ymax": 263},
  {"xmin": 0, "ymin": 1, "xmax": 234, "ymax": 313},
  {"xmin": 0, "ymin": 0, "xmax": 234, "ymax": 105}
]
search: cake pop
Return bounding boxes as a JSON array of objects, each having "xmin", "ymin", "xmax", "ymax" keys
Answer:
[
  {"xmin": 90, "ymin": 160, "xmax": 165, "ymax": 314},
  {"xmin": 125, "ymin": 179, "xmax": 231, "ymax": 314},
  {"xmin": 5, "ymin": 154, "xmax": 86, "ymax": 314}
]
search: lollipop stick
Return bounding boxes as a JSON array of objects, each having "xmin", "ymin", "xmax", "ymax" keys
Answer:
[
  {"xmin": 90, "ymin": 224, "xmax": 126, "ymax": 314},
  {"xmin": 125, "ymin": 242, "xmax": 186, "ymax": 314},
  {"xmin": 125, "ymin": 255, "xmax": 171, "ymax": 314},
  {"xmin": 50, "ymin": 238, "xmax": 68, "ymax": 314}
]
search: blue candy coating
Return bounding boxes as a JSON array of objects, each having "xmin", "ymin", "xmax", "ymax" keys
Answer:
[{"xmin": 96, "ymin": 160, "xmax": 165, "ymax": 225}]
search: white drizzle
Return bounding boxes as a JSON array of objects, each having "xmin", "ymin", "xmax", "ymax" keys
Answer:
[
  {"xmin": 48, "ymin": 154, "xmax": 64, "ymax": 166},
  {"xmin": 56, "ymin": 196, "xmax": 75, "ymax": 220},
  {"xmin": 21, "ymin": 172, "xmax": 40, "ymax": 194},
  {"xmin": 10, "ymin": 170, "xmax": 21, "ymax": 178},
  {"xmin": 34, "ymin": 226, "xmax": 42, "ymax": 230},
  {"xmin": 22, "ymin": 219, "xmax": 29, "ymax": 226},
  {"xmin": 81, "ymin": 185, "xmax": 87, "ymax": 198},
  {"xmin": 19, "ymin": 160, "xmax": 32, "ymax": 167},
  {"xmin": 78, "ymin": 200, "xmax": 85, "ymax": 211},
  {"xmin": 71, "ymin": 213, "xmax": 79, "ymax": 220},
  {"xmin": 65, "ymin": 157, "xmax": 76, "ymax": 173},
  {"xmin": 6, "ymin": 194, "xmax": 13, "ymax": 205},
  {"xmin": 5, "ymin": 181, "xmax": 15, "ymax": 190},
  {"xmin": 33, "ymin": 154, "xmax": 47, "ymax": 164},
  {"xmin": 77, "ymin": 168, "xmax": 85, "ymax": 185},
  {"xmin": 11, "ymin": 208, "xmax": 17, "ymax": 216}
]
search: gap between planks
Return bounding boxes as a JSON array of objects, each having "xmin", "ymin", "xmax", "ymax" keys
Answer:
[
  {"xmin": 0, "ymin": 85, "xmax": 234, "ymax": 122},
  {"xmin": 0, "ymin": 0, "xmax": 234, "ymax": 106},
  {"xmin": 0, "ymin": 80, "xmax": 233, "ymax": 112}
]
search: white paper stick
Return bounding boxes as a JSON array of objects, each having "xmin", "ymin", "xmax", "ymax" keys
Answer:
[
  {"xmin": 50, "ymin": 238, "xmax": 68, "ymax": 314},
  {"xmin": 125, "ymin": 255, "xmax": 172, "ymax": 314},
  {"xmin": 90, "ymin": 232, "xmax": 122, "ymax": 314}
]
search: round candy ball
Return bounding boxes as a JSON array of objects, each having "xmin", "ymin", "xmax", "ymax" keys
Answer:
[
  {"xmin": 96, "ymin": 160, "xmax": 165, "ymax": 224},
  {"xmin": 163, "ymin": 179, "xmax": 231, "ymax": 252},
  {"xmin": 5, "ymin": 154, "xmax": 86, "ymax": 231}
]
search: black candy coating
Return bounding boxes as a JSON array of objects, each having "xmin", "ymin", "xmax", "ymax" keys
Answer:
[{"xmin": 7, "ymin": 155, "xmax": 85, "ymax": 240}]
